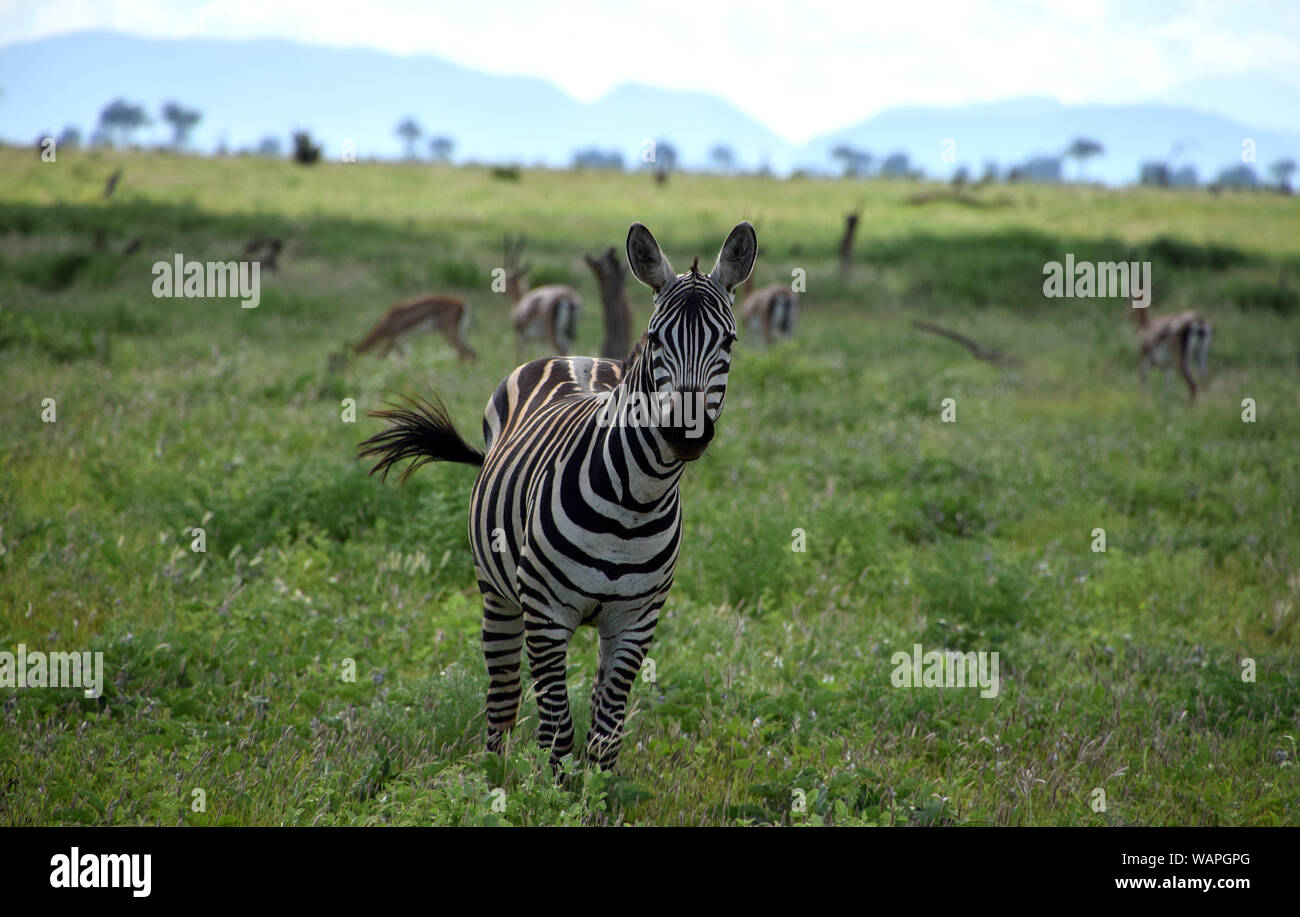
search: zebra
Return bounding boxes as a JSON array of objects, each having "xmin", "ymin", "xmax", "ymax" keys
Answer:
[{"xmin": 359, "ymin": 221, "xmax": 757, "ymax": 771}]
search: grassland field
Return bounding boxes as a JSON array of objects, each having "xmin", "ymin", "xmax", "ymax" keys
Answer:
[{"xmin": 1, "ymin": 147, "xmax": 1298, "ymax": 825}]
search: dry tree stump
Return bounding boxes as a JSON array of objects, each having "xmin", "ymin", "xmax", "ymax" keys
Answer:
[
  {"xmin": 584, "ymin": 247, "xmax": 633, "ymax": 361},
  {"xmin": 838, "ymin": 210, "xmax": 860, "ymax": 280}
]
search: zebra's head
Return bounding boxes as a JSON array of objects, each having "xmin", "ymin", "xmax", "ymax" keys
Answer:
[{"xmin": 626, "ymin": 221, "xmax": 756, "ymax": 462}]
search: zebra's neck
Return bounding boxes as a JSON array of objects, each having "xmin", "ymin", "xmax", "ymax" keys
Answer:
[{"xmin": 591, "ymin": 348, "xmax": 684, "ymax": 508}]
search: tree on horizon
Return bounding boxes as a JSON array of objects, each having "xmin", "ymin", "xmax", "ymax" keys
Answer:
[
  {"xmin": 831, "ymin": 144, "xmax": 872, "ymax": 178},
  {"xmin": 1269, "ymin": 158, "xmax": 1295, "ymax": 193},
  {"xmin": 428, "ymin": 135, "xmax": 455, "ymax": 164},
  {"xmin": 161, "ymin": 102, "xmax": 202, "ymax": 149},
  {"xmin": 97, "ymin": 99, "xmax": 149, "ymax": 148},
  {"xmin": 395, "ymin": 117, "xmax": 422, "ymax": 159},
  {"xmin": 709, "ymin": 143, "xmax": 736, "ymax": 173},
  {"xmin": 1065, "ymin": 137, "xmax": 1104, "ymax": 181}
]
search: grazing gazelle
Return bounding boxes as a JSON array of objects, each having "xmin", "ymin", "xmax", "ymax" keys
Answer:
[
  {"xmin": 738, "ymin": 273, "xmax": 797, "ymax": 343},
  {"xmin": 354, "ymin": 294, "xmax": 476, "ymax": 361},
  {"xmin": 359, "ymin": 221, "xmax": 756, "ymax": 772},
  {"xmin": 502, "ymin": 234, "xmax": 582, "ymax": 358},
  {"xmin": 1129, "ymin": 300, "xmax": 1211, "ymax": 401}
]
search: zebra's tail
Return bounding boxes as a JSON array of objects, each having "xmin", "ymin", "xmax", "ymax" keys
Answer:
[{"xmin": 358, "ymin": 392, "xmax": 485, "ymax": 483}]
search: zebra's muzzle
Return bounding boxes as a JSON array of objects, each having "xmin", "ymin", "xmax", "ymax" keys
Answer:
[{"xmin": 658, "ymin": 390, "xmax": 714, "ymax": 461}]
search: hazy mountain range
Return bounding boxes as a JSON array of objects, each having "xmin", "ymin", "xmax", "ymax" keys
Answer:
[{"xmin": 2, "ymin": 30, "xmax": 1297, "ymax": 186}]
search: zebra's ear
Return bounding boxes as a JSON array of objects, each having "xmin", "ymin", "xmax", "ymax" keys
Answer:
[
  {"xmin": 627, "ymin": 223, "xmax": 675, "ymax": 293},
  {"xmin": 710, "ymin": 221, "xmax": 757, "ymax": 294}
]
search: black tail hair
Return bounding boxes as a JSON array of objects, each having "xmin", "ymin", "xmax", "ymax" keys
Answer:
[{"xmin": 357, "ymin": 392, "xmax": 484, "ymax": 483}]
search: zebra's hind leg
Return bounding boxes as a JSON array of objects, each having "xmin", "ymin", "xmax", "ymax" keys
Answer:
[
  {"xmin": 521, "ymin": 600, "xmax": 577, "ymax": 771},
  {"xmin": 584, "ymin": 610, "xmax": 660, "ymax": 770},
  {"xmin": 481, "ymin": 588, "xmax": 524, "ymax": 755}
]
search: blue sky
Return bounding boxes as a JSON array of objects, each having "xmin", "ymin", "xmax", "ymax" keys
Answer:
[{"xmin": 2, "ymin": 0, "xmax": 1297, "ymax": 141}]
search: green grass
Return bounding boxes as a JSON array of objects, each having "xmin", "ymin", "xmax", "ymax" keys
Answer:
[{"xmin": 1, "ymin": 147, "xmax": 1298, "ymax": 826}]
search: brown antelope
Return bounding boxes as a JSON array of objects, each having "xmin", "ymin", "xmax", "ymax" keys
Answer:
[
  {"xmin": 355, "ymin": 294, "xmax": 476, "ymax": 361},
  {"xmin": 1129, "ymin": 300, "xmax": 1211, "ymax": 401},
  {"xmin": 738, "ymin": 273, "xmax": 798, "ymax": 344},
  {"xmin": 502, "ymin": 234, "xmax": 582, "ymax": 358}
]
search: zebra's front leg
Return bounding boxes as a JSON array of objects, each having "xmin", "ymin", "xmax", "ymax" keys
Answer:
[
  {"xmin": 522, "ymin": 605, "xmax": 577, "ymax": 769},
  {"xmin": 585, "ymin": 615, "xmax": 659, "ymax": 770},
  {"xmin": 481, "ymin": 589, "xmax": 524, "ymax": 755}
]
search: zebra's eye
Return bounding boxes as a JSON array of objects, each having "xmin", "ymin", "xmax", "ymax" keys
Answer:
[
  {"xmin": 722, "ymin": 332, "xmax": 737, "ymax": 347},
  {"xmin": 646, "ymin": 331, "xmax": 661, "ymax": 348}
]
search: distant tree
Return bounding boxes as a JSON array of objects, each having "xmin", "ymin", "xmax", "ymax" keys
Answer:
[
  {"xmin": 951, "ymin": 165, "xmax": 969, "ymax": 187},
  {"xmin": 572, "ymin": 148, "xmax": 624, "ymax": 170},
  {"xmin": 292, "ymin": 131, "xmax": 322, "ymax": 165},
  {"xmin": 1215, "ymin": 164, "xmax": 1257, "ymax": 189},
  {"xmin": 1269, "ymin": 158, "xmax": 1296, "ymax": 193},
  {"xmin": 1139, "ymin": 161, "xmax": 1171, "ymax": 186},
  {"xmin": 651, "ymin": 139, "xmax": 678, "ymax": 184},
  {"xmin": 1064, "ymin": 137, "xmax": 1104, "ymax": 181},
  {"xmin": 830, "ymin": 144, "xmax": 849, "ymax": 174},
  {"xmin": 97, "ymin": 98, "xmax": 149, "ymax": 147},
  {"xmin": 880, "ymin": 151, "xmax": 911, "ymax": 178},
  {"xmin": 1138, "ymin": 138, "xmax": 1198, "ymax": 190},
  {"xmin": 1018, "ymin": 156, "xmax": 1062, "ymax": 183},
  {"xmin": 161, "ymin": 102, "xmax": 202, "ymax": 149},
  {"xmin": 256, "ymin": 135, "xmax": 283, "ymax": 157},
  {"xmin": 978, "ymin": 161, "xmax": 999, "ymax": 184},
  {"xmin": 831, "ymin": 144, "xmax": 872, "ymax": 178},
  {"xmin": 56, "ymin": 126, "xmax": 81, "ymax": 148},
  {"xmin": 709, "ymin": 143, "xmax": 736, "ymax": 173},
  {"xmin": 428, "ymin": 135, "xmax": 455, "ymax": 164},
  {"xmin": 653, "ymin": 140, "xmax": 678, "ymax": 170},
  {"xmin": 395, "ymin": 117, "xmax": 422, "ymax": 159}
]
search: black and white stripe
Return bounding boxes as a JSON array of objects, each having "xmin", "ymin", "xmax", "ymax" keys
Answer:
[{"xmin": 360, "ymin": 221, "xmax": 756, "ymax": 770}]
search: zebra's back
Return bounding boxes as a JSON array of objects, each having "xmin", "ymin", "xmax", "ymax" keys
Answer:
[
  {"xmin": 481, "ymin": 356, "xmax": 625, "ymax": 452},
  {"xmin": 470, "ymin": 356, "xmax": 680, "ymax": 621}
]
